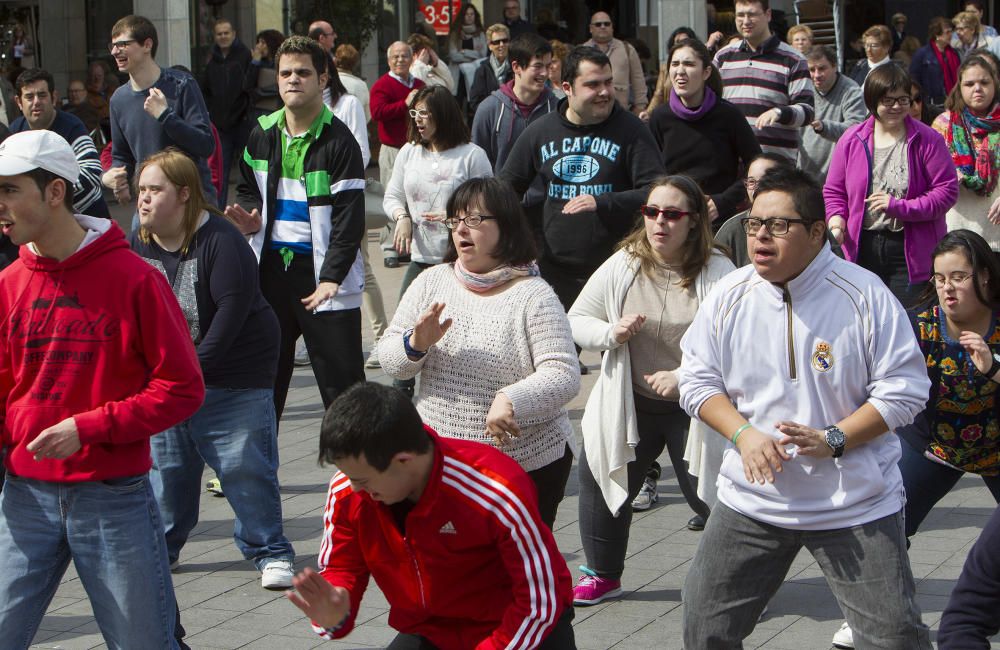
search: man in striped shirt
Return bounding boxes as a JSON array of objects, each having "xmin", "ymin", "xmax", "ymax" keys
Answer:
[
  {"xmin": 714, "ymin": 0, "xmax": 814, "ymax": 161},
  {"xmin": 287, "ymin": 382, "xmax": 576, "ymax": 649}
]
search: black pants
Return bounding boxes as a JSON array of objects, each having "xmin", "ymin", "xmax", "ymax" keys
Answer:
[
  {"xmin": 527, "ymin": 444, "xmax": 574, "ymax": 529},
  {"xmin": 260, "ymin": 251, "xmax": 365, "ymax": 423},
  {"xmin": 387, "ymin": 608, "xmax": 576, "ymax": 649},
  {"xmin": 538, "ymin": 258, "xmax": 590, "ymax": 312},
  {"xmin": 578, "ymin": 395, "xmax": 709, "ymax": 579},
  {"xmin": 858, "ymin": 229, "xmax": 924, "ymax": 308}
]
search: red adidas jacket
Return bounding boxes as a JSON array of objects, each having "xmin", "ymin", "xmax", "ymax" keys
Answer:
[{"xmin": 313, "ymin": 428, "xmax": 573, "ymax": 649}]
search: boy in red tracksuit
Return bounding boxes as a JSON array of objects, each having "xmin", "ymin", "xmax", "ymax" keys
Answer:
[
  {"xmin": 287, "ymin": 382, "xmax": 576, "ymax": 649},
  {"xmin": 0, "ymin": 129, "xmax": 205, "ymax": 649}
]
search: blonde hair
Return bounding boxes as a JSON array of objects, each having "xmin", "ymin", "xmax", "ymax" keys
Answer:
[
  {"xmin": 486, "ymin": 24, "xmax": 510, "ymax": 42},
  {"xmin": 787, "ymin": 25, "xmax": 813, "ymax": 43},
  {"xmin": 136, "ymin": 148, "xmax": 220, "ymax": 254},
  {"xmin": 863, "ymin": 24, "xmax": 892, "ymax": 48},
  {"xmin": 954, "ymin": 10, "xmax": 981, "ymax": 31},
  {"xmin": 617, "ymin": 175, "xmax": 719, "ymax": 289}
]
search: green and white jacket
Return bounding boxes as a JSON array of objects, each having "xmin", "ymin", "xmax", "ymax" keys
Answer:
[{"xmin": 237, "ymin": 105, "xmax": 367, "ymax": 312}]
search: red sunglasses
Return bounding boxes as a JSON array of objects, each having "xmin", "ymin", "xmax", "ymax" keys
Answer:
[{"xmin": 639, "ymin": 205, "xmax": 693, "ymax": 220}]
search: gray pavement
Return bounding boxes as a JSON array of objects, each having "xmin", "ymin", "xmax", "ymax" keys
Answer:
[{"xmin": 27, "ymin": 199, "xmax": 1000, "ymax": 649}]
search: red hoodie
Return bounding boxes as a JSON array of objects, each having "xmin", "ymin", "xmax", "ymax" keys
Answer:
[
  {"xmin": 0, "ymin": 217, "xmax": 205, "ymax": 482},
  {"xmin": 314, "ymin": 428, "xmax": 573, "ymax": 649}
]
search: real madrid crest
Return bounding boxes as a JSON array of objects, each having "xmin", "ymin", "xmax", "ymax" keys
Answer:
[{"xmin": 812, "ymin": 341, "xmax": 833, "ymax": 372}]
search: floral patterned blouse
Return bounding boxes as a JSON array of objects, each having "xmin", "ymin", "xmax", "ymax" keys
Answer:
[{"xmin": 913, "ymin": 306, "xmax": 1000, "ymax": 475}]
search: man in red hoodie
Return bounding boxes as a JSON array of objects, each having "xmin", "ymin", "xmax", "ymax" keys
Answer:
[
  {"xmin": 0, "ymin": 130, "xmax": 205, "ymax": 649},
  {"xmin": 286, "ymin": 382, "xmax": 576, "ymax": 649}
]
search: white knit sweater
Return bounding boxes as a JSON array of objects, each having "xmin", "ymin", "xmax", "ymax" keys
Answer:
[{"xmin": 378, "ymin": 264, "xmax": 580, "ymax": 471}]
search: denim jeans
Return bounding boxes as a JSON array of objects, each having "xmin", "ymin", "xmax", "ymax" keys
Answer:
[
  {"xmin": 857, "ymin": 229, "xmax": 924, "ymax": 308},
  {"xmin": 683, "ymin": 504, "xmax": 932, "ymax": 649},
  {"xmin": 898, "ymin": 438, "xmax": 1000, "ymax": 538},
  {"xmin": 149, "ymin": 387, "xmax": 294, "ymax": 568},
  {"xmin": 0, "ymin": 474, "xmax": 180, "ymax": 649}
]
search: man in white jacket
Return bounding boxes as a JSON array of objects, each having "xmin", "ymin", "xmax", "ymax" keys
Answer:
[{"xmin": 678, "ymin": 167, "xmax": 932, "ymax": 649}]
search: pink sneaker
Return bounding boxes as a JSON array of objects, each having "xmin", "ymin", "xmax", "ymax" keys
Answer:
[{"xmin": 572, "ymin": 567, "xmax": 623, "ymax": 606}]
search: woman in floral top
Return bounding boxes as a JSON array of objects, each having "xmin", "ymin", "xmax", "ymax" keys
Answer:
[{"xmin": 900, "ymin": 229, "xmax": 1000, "ymax": 539}]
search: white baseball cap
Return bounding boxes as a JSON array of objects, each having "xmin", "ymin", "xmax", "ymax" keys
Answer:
[{"xmin": 0, "ymin": 130, "xmax": 80, "ymax": 183}]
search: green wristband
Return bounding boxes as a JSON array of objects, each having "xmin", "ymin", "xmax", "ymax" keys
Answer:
[{"xmin": 732, "ymin": 423, "xmax": 752, "ymax": 445}]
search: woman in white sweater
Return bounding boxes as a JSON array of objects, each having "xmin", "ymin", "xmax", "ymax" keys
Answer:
[
  {"xmin": 379, "ymin": 177, "xmax": 580, "ymax": 527},
  {"xmin": 567, "ymin": 175, "xmax": 735, "ymax": 606}
]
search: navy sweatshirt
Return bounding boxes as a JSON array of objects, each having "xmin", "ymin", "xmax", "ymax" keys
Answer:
[
  {"xmin": 130, "ymin": 213, "xmax": 279, "ymax": 389},
  {"xmin": 938, "ymin": 505, "xmax": 1000, "ymax": 649},
  {"xmin": 499, "ymin": 99, "xmax": 664, "ymax": 273}
]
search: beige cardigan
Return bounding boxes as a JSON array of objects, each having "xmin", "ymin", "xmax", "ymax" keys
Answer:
[{"xmin": 582, "ymin": 37, "xmax": 648, "ymax": 111}]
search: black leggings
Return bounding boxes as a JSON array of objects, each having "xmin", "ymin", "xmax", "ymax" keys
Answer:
[
  {"xmin": 578, "ymin": 395, "xmax": 709, "ymax": 579},
  {"xmin": 527, "ymin": 444, "xmax": 574, "ymax": 529}
]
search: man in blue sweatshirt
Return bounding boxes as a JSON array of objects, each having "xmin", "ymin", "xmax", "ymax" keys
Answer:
[{"xmin": 101, "ymin": 15, "xmax": 216, "ymax": 208}]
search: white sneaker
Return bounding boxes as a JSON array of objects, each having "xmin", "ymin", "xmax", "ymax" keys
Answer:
[
  {"xmin": 293, "ymin": 338, "xmax": 309, "ymax": 367},
  {"xmin": 364, "ymin": 348, "xmax": 381, "ymax": 369},
  {"xmin": 632, "ymin": 477, "xmax": 658, "ymax": 511},
  {"xmin": 832, "ymin": 621, "xmax": 854, "ymax": 649},
  {"xmin": 261, "ymin": 559, "xmax": 294, "ymax": 590}
]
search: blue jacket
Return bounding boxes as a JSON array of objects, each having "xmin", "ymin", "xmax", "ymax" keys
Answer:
[{"xmin": 909, "ymin": 44, "xmax": 955, "ymax": 106}]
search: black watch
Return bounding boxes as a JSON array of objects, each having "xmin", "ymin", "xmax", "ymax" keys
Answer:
[
  {"xmin": 987, "ymin": 353, "xmax": 1000, "ymax": 380},
  {"xmin": 824, "ymin": 425, "xmax": 846, "ymax": 458}
]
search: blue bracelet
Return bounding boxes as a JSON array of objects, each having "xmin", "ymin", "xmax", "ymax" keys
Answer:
[{"xmin": 403, "ymin": 329, "xmax": 427, "ymax": 359}]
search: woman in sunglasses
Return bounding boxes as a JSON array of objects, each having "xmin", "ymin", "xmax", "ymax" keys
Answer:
[
  {"xmin": 383, "ymin": 85, "xmax": 492, "ymax": 395},
  {"xmin": 566, "ymin": 175, "xmax": 734, "ymax": 606},
  {"xmin": 898, "ymin": 230, "xmax": 1000, "ymax": 542},
  {"xmin": 647, "ymin": 38, "xmax": 759, "ymax": 229},
  {"xmin": 825, "ymin": 63, "xmax": 957, "ymax": 306},
  {"xmin": 378, "ymin": 177, "xmax": 578, "ymax": 528}
]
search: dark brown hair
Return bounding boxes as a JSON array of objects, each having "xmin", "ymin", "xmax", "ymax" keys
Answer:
[
  {"xmin": 111, "ymin": 15, "xmax": 158, "ymax": 58},
  {"xmin": 442, "ymin": 177, "xmax": 537, "ymax": 267},
  {"xmin": 667, "ymin": 39, "xmax": 723, "ymax": 97},
  {"xmin": 406, "ymin": 86, "xmax": 469, "ymax": 150},
  {"xmin": 945, "ymin": 55, "xmax": 998, "ymax": 113},
  {"xmin": 863, "ymin": 62, "xmax": 912, "ymax": 119}
]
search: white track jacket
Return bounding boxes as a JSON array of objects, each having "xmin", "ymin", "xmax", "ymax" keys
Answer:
[{"xmin": 678, "ymin": 245, "xmax": 930, "ymax": 530}]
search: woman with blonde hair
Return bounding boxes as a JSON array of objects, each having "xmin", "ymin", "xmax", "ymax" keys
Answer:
[
  {"xmin": 130, "ymin": 148, "xmax": 295, "ymax": 589},
  {"xmin": 568, "ymin": 175, "xmax": 734, "ymax": 605},
  {"xmin": 849, "ymin": 24, "xmax": 893, "ymax": 87},
  {"xmin": 787, "ymin": 24, "xmax": 814, "ymax": 54}
]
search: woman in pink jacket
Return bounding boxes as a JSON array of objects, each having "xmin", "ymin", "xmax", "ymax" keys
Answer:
[{"xmin": 825, "ymin": 63, "xmax": 958, "ymax": 305}]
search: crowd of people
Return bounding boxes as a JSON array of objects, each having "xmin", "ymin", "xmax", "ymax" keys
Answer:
[{"xmin": 1, "ymin": 1, "xmax": 1000, "ymax": 648}]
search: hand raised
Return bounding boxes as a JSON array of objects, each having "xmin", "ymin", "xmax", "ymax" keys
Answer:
[
  {"xmin": 224, "ymin": 203, "xmax": 263, "ymax": 235},
  {"xmin": 613, "ymin": 313, "xmax": 646, "ymax": 344},
  {"xmin": 143, "ymin": 87, "xmax": 169, "ymax": 120},
  {"xmin": 410, "ymin": 302, "xmax": 452, "ymax": 352},
  {"xmin": 285, "ymin": 567, "xmax": 351, "ymax": 630}
]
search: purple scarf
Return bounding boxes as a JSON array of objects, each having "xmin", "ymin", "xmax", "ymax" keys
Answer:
[{"xmin": 669, "ymin": 85, "xmax": 717, "ymax": 121}]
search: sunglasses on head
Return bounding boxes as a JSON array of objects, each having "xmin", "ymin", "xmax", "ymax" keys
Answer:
[{"xmin": 640, "ymin": 205, "xmax": 692, "ymax": 220}]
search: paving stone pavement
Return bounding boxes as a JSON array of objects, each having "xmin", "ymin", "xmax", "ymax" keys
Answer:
[{"xmin": 28, "ymin": 217, "xmax": 1000, "ymax": 649}]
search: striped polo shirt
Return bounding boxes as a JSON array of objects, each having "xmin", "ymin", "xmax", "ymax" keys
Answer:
[
  {"xmin": 270, "ymin": 108, "xmax": 331, "ymax": 255},
  {"xmin": 714, "ymin": 35, "xmax": 815, "ymax": 161}
]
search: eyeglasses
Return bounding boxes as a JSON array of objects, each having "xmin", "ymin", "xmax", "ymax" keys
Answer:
[
  {"xmin": 639, "ymin": 205, "xmax": 693, "ymax": 221},
  {"xmin": 490, "ymin": 38, "xmax": 511, "ymax": 45},
  {"xmin": 408, "ymin": 109, "xmax": 431, "ymax": 119},
  {"xmin": 741, "ymin": 217, "xmax": 812, "ymax": 236},
  {"xmin": 863, "ymin": 42, "xmax": 886, "ymax": 50},
  {"xmin": 911, "ymin": 94, "xmax": 922, "ymax": 103},
  {"xmin": 108, "ymin": 39, "xmax": 136, "ymax": 52},
  {"xmin": 591, "ymin": 21, "xmax": 612, "ymax": 27},
  {"xmin": 445, "ymin": 214, "xmax": 497, "ymax": 229},
  {"xmin": 879, "ymin": 95, "xmax": 912, "ymax": 108},
  {"xmin": 931, "ymin": 272, "xmax": 973, "ymax": 288}
]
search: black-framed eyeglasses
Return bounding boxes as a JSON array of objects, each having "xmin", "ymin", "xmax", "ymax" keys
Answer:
[
  {"xmin": 639, "ymin": 205, "xmax": 693, "ymax": 221},
  {"xmin": 741, "ymin": 216, "xmax": 812, "ymax": 236},
  {"xmin": 490, "ymin": 38, "xmax": 511, "ymax": 45},
  {"xmin": 445, "ymin": 214, "xmax": 497, "ymax": 229},
  {"xmin": 879, "ymin": 95, "xmax": 912, "ymax": 108},
  {"xmin": 108, "ymin": 39, "xmax": 136, "ymax": 52},
  {"xmin": 591, "ymin": 21, "xmax": 612, "ymax": 27},
  {"xmin": 931, "ymin": 272, "xmax": 973, "ymax": 288}
]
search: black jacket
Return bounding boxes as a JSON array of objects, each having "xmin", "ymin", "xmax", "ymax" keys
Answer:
[
  {"xmin": 469, "ymin": 57, "xmax": 512, "ymax": 114},
  {"xmin": 200, "ymin": 39, "xmax": 253, "ymax": 130},
  {"xmin": 938, "ymin": 504, "xmax": 1000, "ymax": 649}
]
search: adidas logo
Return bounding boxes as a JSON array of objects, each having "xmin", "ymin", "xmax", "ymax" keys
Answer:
[{"xmin": 439, "ymin": 521, "xmax": 457, "ymax": 534}]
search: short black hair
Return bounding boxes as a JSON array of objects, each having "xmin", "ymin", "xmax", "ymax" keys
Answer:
[
  {"xmin": 407, "ymin": 85, "xmax": 469, "ymax": 150},
  {"xmin": 319, "ymin": 382, "xmax": 431, "ymax": 470},
  {"xmin": 15, "ymin": 68, "xmax": 54, "ymax": 95},
  {"xmin": 443, "ymin": 177, "xmax": 538, "ymax": 266},
  {"xmin": 24, "ymin": 167, "xmax": 74, "ymax": 211},
  {"xmin": 752, "ymin": 166, "xmax": 825, "ymax": 225},
  {"xmin": 863, "ymin": 62, "xmax": 911, "ymax": 119},
  {"xmin": 563, "ymin": 46, "xmax": 610, "ymax": 86},
  {"xmin": 668, "ymin": 26, "xmax": 697, "ymax": 48},
  {"xmin": 275, "ymin": 35, "xmax": 328, "ymax": 77},
  {"xmin": 751, "ymin": 151, "xmax": 795, "ymax": 169},
  {"xmin": 509, "ymin": 33, "xmax": 553, "ymax": 70},
  {"xmin": 255, "ymin": 29, "xmax": 285, "ymax": 61}
]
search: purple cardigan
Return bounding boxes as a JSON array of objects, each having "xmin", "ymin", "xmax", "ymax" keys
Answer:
[{"xmin": 824, "ymin": 115, "xmax": 958, "ymax": 283}]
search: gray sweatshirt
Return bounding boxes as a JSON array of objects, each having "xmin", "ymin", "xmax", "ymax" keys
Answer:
[{"xmin": 798, "ymin": 74, "xmax": 866, "ymax": 182}]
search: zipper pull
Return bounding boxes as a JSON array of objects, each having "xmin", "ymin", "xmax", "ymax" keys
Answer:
[{"xmin": 280, "ymin": 246, "xmax": 294, "ymax": 271}]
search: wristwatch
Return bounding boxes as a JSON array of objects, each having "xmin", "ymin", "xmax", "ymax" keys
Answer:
[
  {"xmin": 824, "ymin": 425, "xmax": 846, "ymax": 458},
  {"xmin": 987, "ymin": 353, "xmax": 1000, "ymax": 380}
]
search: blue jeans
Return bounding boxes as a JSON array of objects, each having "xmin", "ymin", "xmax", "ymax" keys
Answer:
[
  {"xmin": 899, "ymin": 438, "xmax": 1000, "ymax": 538},
  {"xmin": 149, "ymin": 387, "xmax": 294, "ymax": 568},
  {"xmin": 683, "ymin": 504, "xmax": 931, "ymax": 649},
  {"xmin": 0, "ymin": 474, "xmax": 179, "ymax": 649}
]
